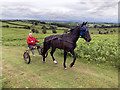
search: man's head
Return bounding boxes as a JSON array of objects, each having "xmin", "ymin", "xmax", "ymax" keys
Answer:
[{"xmin": 29, "ymin": 33, "xmax": 33, "ymax": 38}]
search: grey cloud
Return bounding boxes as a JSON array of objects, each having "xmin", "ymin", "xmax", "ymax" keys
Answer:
[
  {"xmin": 88, "ymin": 1, "xmax": 118, "ymax": 16},
  {"xmin": 118, "ymin": 1, "xmax": 120, "ymax": 22},
  {"xmin": 97, "ymin": 2, "xmax": 117, "ymax": 10},
  {"xmin": 2, "ymin": 2, "xmax": 33, "ymax": 7},
  {"xmin": 78, "ymin": 2, "xmax": 87, "ymax": 4},
  {"xmin": 62, "ymin": 3, "xmax": 90, "ymax": 12},
  {"xmin": 1, "ymin": 0, "xmax": 118, "ymax": 22}
]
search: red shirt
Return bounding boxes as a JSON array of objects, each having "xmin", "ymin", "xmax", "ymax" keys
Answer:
[{"xmin": 27, "ymin": 37, "xmax": 39, "ymax": 45}]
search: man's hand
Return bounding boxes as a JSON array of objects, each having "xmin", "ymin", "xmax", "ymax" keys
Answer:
[{"xmin": 38, "ymin": 40, "xmax": 39, "ymax": 42}]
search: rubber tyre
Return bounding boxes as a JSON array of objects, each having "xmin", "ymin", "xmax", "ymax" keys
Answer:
[{"xmin": 23, "ymin": 52, "xmax": 31, "ymax": 64}]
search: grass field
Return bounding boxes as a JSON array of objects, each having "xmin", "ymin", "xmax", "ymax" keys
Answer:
[
  {"xmin": 1, "ymin": 20, "xmax": 119, "ymax": 88},
  {"xmin": 2, "ymin": 46, "xmax": 118, "ymax": 88}
]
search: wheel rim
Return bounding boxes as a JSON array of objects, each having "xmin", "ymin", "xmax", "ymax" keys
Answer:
[{"xmin": 24, "ymin": 52, "xmax": 30, "ymax": 64}]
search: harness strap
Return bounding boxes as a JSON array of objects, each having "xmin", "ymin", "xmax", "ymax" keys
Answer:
[{"xmin": 44, "ymin": 35, "xmax": 74, "ymax": 45}]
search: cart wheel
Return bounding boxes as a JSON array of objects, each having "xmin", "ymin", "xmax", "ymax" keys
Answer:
[
  {"xmin": 41, "ymin": 48, "xmax": 48, "ymax": 58},
  {"xmin": 23, "ymin": 52, "xmax": 31, "ymax": 64}
]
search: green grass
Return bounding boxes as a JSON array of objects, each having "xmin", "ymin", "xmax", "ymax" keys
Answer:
[
  {"xmin": 2, "ymin": 46, "xmax": 118, "ymax": 88},
  {"xmin": 2, "ymin": 27, "xmax": 65, "ymax": 46},
  {"xmin": 2, "ymin": 22, "xmax": 21, "ymax": 27},
  {"xmin": 3, "ymin": 21, "xmax": 33, "ymax": 26},
  {"xmin": 88, "ymin": 27, "xmax": 118, "ymax": 34}
]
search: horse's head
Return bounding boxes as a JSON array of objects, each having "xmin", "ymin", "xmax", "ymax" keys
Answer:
[{"xmin": 80, "ymin": 22, "xmax": 91, "ymax": 42}]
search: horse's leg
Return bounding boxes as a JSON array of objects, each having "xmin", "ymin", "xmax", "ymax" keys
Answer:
[
  {"xmin": 43, "ymin": 41, "xmax": 50, "ymax": 63},
  {"xmin": 63, "ymin": 51, "xmax": 67, "ymax": 70},
  {"xmin": 70, "ymin": 50, "xmax": 76, "ymax": 68},
  {"xmin": 50, "ymin": 47, "xmax": 57, "ymax": 64},
  {"xmin": 43, "ymin": 49, "xmax": 46, "ymax": 63}
]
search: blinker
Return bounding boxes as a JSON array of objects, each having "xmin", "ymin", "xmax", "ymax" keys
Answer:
[{"xmin": 80, "ymin": 25, "xmax": 88, "ymax": 35}]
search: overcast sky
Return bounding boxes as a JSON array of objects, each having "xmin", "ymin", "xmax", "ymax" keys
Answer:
[{"xmin": 0, "ymin": 0, "xmax": 119, "ymax": 22}]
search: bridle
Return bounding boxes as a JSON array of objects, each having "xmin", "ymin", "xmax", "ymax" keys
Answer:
[{"xmin": 80, "ymin": 25, "xmax": 88, "ymax": 36}]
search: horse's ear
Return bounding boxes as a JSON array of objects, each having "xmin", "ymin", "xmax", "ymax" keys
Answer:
[
  {"xmin": 83, "ymin": 22, "xmax": 85, "ymax": 25},
  {"xmin": 81, "ymin": 22, "xmax": 85, "ymax": 27},
  {"xmin": 85, "ymin": 22, "xmax": 87, "ymax": 25}
]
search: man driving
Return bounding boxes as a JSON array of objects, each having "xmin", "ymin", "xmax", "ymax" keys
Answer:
[{"xmin": 27, "ymin": 33, "xmax": 41, "ymax": 56}]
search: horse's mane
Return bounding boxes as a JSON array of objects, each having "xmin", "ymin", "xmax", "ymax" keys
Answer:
[
  {"xmin": 68, "ymin": 22, "xmax": 87, "ymax": 34},
  {"xmin": 70, "ymin": 28, "xmax": 74, "ymax": 32},
  {"xmin": 69, "ymin": 25, "xmax": 81, "ymax": 32}
]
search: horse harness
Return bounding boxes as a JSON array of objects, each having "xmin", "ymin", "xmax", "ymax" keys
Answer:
[
  {"xmin": 45, "ymin": 35, "xmax": 74, "ymax": 45},
  {"xmin": 46, "ymin": 35, "xmax": 76, "ymax": 51}
]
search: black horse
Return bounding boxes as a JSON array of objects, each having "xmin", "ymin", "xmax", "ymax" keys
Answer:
[{"xmin": 42, "ymin": 22, "xmax": 91, "ymax": 69}]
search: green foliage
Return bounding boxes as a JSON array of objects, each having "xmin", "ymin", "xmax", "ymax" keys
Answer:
[
  {"xmin": 31, "ymin": 28, "xmax": 36, "ymax": 33},
  {"xmin": 78, "ymin": 35, "xmax": 118, "ymax": 66},
  {"xmin": 35, "ymin": 30, "xmax": 39, "ymax": 33},
  {"xmin": 41, "ymin": 25, "xmax": 47, "ymax": 29},
  {"xmin": 42, "ymin": 29, "xmax": 47, "ymax": 34},
  {"xmin": 94, "ymin": 25, "xmax": 98, "ymax": 28},
  {"xmin": 31, "ymin": 28, "xmax": 39, "ymax": 33},
  {"xmin": 2, "ymin": 25, "xmax": 9, "ymax": 28},
  {"xmin": 52, "ymin": 29, "xmax": 57, "ymax": 33},
  {"xmin": 24, "ymin": 26, "xmax": 31, "ymax": 29},
  {"xmin": 49, "ymin": 26, "xmax": 57, "ymax": 30},
  {"xmin": 64, "ymin": 29, "xmax": 68, "ymax": 33}
]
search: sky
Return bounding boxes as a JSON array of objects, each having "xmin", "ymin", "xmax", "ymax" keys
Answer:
[{"xmin": 0, "ymin": 0, "xmax": 119, "ymax": 23}]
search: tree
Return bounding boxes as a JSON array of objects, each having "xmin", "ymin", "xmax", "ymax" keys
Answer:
[
  {"xmin": 24, "ymin": 26, "xmax": 30, "ymax": 29},
  {"xmin": 41, "ymin": 25, "xmax": 47, "ymax": 29},
  {"xmin": 49, "ymin": 26, "xmax": 57, "ymax": 33},
  {"xmin": 101, "ymin": 25, "xmax": 105, "ymax": 28},
  {"xmin": 31, "ymin": 28, "xmax": 39, "ymax": 33},
  {"xmin": 52, "ymin": 29, "xmax": 57, "ymax": 33},
  {"xmin": 31, "ymin": 28, "xmax": 35, "ymax": 33},
  {"xmin": 94, "ymin": 25, "xmax": 97, "ymax": 28},
  {"xmin": 42, "ymin": 29, "xmax": 47, "ymax": 34},
  {"xmin": 49, "ymin": 26, "xmax": 57, "ymax": 30},
  {"xmin": 35, "ymin": 30, "xmax": 39, "ymax": 33},
  {"xmin": 34, "ymin": 22, "xmax": 38, "ymax": 25},
  {"xmin": 6, "ymin": 25, "xmax": 9, "ymax": 28},
  {"xmin": 64, "ymin": 29, "xmax": 68, "ymax": 33}
]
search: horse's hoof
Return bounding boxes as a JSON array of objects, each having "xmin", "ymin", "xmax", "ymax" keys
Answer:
[
  {"xmin": 54, "ymin": 61, "xmax": 57, "ymax": 64},
  {"xmin": 70, "ymin": 64, "xmax": 73, "ymax": 68},
  {"xmin": 64, "ymin": 68, "xmax": 67, "ymax": 70},
  {"xmin": 43, "ymin": 61, "xmax": 46, "ymax": 63}
]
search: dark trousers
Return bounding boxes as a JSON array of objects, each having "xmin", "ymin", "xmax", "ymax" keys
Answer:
[{"xmin": 28, "ymin": 44, "xmax": 40, "ymax": 50}]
